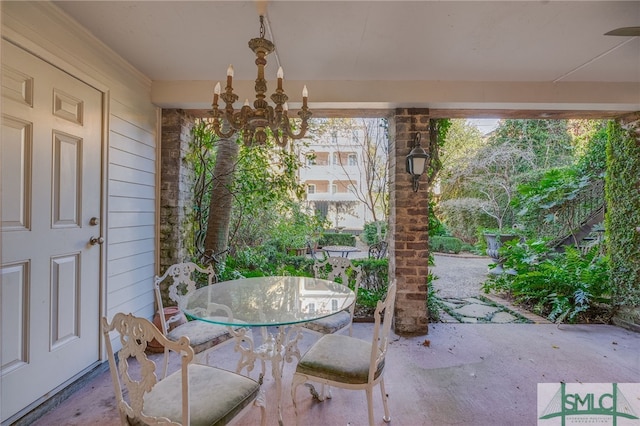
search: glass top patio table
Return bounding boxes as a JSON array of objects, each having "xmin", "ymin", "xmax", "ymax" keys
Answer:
[
  {"xmin": 181, "ymin": 275, "xmax": 356, "ymax": 327},
  {"xmin": 182, "ymin": 276, "xmax": 355, "ymax": 425},
  {"xmin": 321, "ymin": 245, "xmax": 361, "ymax": 258}
]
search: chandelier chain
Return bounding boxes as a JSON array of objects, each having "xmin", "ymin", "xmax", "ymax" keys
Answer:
[{"xmin": 259, "ymin": 15, "xmax": 266, "ymax": 39}]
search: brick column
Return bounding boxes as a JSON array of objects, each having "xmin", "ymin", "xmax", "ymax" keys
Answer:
[
  {"xmin": 389, "ymin": 108, "xmax": 430, "ymax": 335},
  {"xmin": 160, "ymin": 109, "xmax": 196, "ymax": 274}
]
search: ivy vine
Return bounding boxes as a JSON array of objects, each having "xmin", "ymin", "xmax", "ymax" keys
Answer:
[{"xmin": 606, "ymin": 119, "xmax": 640, "ymax": 308}]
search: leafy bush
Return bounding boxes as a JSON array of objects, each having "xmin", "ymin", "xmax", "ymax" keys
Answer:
[
  {"xmin": 430, "ymin": 236, "xmax": 463, "ymax": 253},
  {"xmin": 353, "ymin": 258, "xmax": 388, "ymax": 292},
  {"xmin": 427, "ymin": 272, "xmax": 441, "ymax": 323},
  {"xmin": 428, "ymin": 200, "xmax": 448, "ymax": 237},
  {"xmin": 482, "ymin": 238, "xmax": 611, "ymax": 323},
  {"xmin": 319, "ymin": 232, "xmax": 356, "ymax": 247},
  {"xmin": 219, "ymin": 247, "xmax": 315, "ymax": 281},
  {"xmin": 362, "ymin": 221, "xmax": 387, "ymax": 245}
]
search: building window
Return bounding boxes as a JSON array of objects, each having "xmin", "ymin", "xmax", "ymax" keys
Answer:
[
  {"xmin": 308, "ymin": 303, "xmax": 316, "ymax": 314},
  {"xmin": 331, "ymin": 299, "xmax": 338, "ymax": 311},
  {"xmin": 348, "ymin": 154, "xmax": 357, "ymax": 166},
  {"xmin": 331, "ymin": 184, "xmax": 337, "ymax": 194},
  {"xmin": 308, "ymin": 184, "xmax": 316, "ymax": 194},
  {"xmin": 332, "ymin": 152, "xmax": 339, "ymax": 165}
]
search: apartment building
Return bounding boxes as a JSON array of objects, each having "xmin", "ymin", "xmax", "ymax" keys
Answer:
[{"xmin": 300, "ymin": 124, "xmax": 385, "ymax": 233}]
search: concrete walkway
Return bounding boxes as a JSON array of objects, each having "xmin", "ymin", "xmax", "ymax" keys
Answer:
[{"xmin": 30, "ymin": 322, "xmax": 640, "ymax": 426}]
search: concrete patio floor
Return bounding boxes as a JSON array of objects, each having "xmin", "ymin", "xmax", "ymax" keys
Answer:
[{"xmin": 29, "ymin": 322, "xmax": 639, "ymax": 426}]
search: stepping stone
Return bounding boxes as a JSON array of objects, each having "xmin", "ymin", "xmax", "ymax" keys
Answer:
[
  {"xmin": 453, "ymin": 303, "xmax": 500, "ymax": 319},
  {"xmin": 438, "ymin": 311, "xmax": 459, "ymax": 323},
  {"xmin": 491, "ymin": 311, "xmax": 517, "ymax": 323},
  {"xmin": 459, "ymin": 316, "xmax": 478, "ymax": 323},
  {"xmin": 442, "ymin": 300, "xmax": 464, "ymax": 309},
  {"xmin": 462, "ymin": 297, "xmax": 490, "ymax": 305}
]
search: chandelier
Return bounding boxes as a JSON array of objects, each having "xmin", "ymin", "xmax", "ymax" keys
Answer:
[{"xmin": 210, "ymin": 15, "xmax": 312, "ymax": 147}]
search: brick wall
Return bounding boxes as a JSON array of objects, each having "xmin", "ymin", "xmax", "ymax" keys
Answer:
[
  {"xmin": 159, "ymin": 109, "xmax": 196, "ymax": 274},
  {"xmin": 390, "ymin": 108, "xmax": 431, "ymax": 335}
]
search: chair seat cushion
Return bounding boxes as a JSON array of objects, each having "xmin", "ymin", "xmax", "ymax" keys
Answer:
[
  {"xmin": 143, "ymin": 364, "xmax": 260, "ymax": 426},
  {"xmin": 302, "ymin": 311, "xmax": 351, "ymax": 334},
  {"xmin": 296, "ymin": 334, "xmax": 384, "ymax": 385},
  {"xmin": 167, "ymin": 320, "xmax": 233, "ymax": 354}
]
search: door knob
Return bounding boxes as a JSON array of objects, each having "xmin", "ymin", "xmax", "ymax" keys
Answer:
[{"xmin": 89, "ymin": 236, "xmax": 104, "ymax": 246}]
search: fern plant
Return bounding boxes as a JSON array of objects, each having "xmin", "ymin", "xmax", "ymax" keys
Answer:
[{"xmin": 482, "ymin": 238, "xmax": 610, "ymax": 323}]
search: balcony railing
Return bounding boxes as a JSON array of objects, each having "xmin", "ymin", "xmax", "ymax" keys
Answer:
[{"xmin": 537, "ymin": 179, "xmax": 605, "ymax": 247}]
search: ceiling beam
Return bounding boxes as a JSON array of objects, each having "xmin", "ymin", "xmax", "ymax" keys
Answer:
[{"xmin": 185, "ymin": 108, "xmax": 629, "ymax": 120}]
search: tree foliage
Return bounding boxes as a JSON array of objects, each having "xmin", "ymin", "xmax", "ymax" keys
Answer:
[
  {"xmin": 437, "ymin": 119, "xmax": 588, "ymax": 241},
  {"xmin": 189, "ymin": 119, "xmax": 312, "ymax": 265}
]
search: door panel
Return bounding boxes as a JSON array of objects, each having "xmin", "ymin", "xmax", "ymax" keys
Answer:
[{"xmin": 1, "ymin": 40, "xmax": 103, "ymax": 422}]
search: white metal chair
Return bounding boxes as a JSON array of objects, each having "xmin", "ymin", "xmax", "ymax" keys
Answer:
[
  {"xmin": 291, "ymin": 280, "xmax": 397, "ymax": 426},
  {"xmin": 302, "ymin": 256, "xmax": 363, "ymax": 336},
  {"xmin": 154, "ymin": 262, "xmax": 236, "ymax": 377},
  {"xmin": 102, "ymin": 312, "xmax": 266, "ymax": 426}
]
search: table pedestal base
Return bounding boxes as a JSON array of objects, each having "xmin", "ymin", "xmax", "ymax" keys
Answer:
[{"xmin": 232, "ymin": 325, "xmax": 304, "ymax": 425}]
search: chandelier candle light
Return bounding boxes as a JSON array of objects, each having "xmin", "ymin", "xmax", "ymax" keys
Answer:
[{"xmin": 210, "ymin": 15, "xmax": 312, "ymax": 146}]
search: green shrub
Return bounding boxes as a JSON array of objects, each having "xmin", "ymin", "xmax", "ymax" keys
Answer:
[
  {"xmin": 460, "ymin": 243, "xmax": 475, "ymax": 252},
  {"xmin": 219, "ymin": 247, "xmax": 314, "ymax": 281},
  {"xmin": 362, "ymin": 221, "xmax": 387, "ymax": 245},
  {"xmin": 430, "ymin": 236, "xmax": 463, "ymax": 253},
  {"xmin": 427, "ymin": 272, "xmax": 441, "ymax": 322},
  {"xmin": 319, "ymin": 232, "xmax": 356, "ymax": 247},
  {"xmin": 353, "ymin": 258, "xmax": 388, "ymax": 292},
  {"xmin": 482, "ymin": 238, "xmax": 611, "ymax": 323}
]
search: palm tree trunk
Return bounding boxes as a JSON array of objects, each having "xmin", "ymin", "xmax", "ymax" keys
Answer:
[{"xmin": 204, "ymin": 137, "xmax": 238, "ymax": 265}]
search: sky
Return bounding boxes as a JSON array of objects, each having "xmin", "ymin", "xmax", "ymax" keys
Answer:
[{"xmin": 467, "ymin": 118, "xmax": 500, "ymax": 135}]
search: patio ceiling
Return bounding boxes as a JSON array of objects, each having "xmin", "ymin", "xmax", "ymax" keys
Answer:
[{"xmin": 53, "ymin": 1, "xmax": 640, "ymax": 115}]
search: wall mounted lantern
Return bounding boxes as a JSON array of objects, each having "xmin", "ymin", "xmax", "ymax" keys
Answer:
[{"xmin": 405, "ymin": 132, "xmax": 430, "ymax": 192}]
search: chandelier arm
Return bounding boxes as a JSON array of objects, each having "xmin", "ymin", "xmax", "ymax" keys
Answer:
[
  {"xmin": 282, "ymin": 109, "xmax": 312, "ymax": 140},
  {"xmin": 211, "ymin": 121, "xmax": 237, "ymax": 140},
  {"xmin": 272, "ymin": 131, "xmax": 288, "ymax": 147},
  {"xmin": 209, "ymin": 109, "xmax": 237, "ymax": 139}
]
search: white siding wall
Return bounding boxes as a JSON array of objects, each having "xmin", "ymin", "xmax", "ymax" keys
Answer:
[
  {"xmin": 106, "ymin": 100, "xmax": 157, "ymax": 320},
  {"xmin": 2, "ymin": 2, "xmax": 159, "ymax": 336}
]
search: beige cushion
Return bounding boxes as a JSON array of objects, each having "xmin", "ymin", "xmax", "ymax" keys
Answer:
[
  {"xmin": 296, "ymin": 334, "xmax": 384, "ymax": 385},
  {"xmin": 302, "ymin": 311, "xmax": 351, "ymax": 334},
  {"xmin": 142, "ymin": 364, "xmax": 259, "ymax": 426},
  {"xmin": 167, "ymin": 321, "xmax": 233, "ymax": 354}
]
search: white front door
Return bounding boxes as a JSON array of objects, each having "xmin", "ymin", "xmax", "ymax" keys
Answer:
[{"xmin": 1, "ymin": 40, "xmax": 103, "ymax": 422}]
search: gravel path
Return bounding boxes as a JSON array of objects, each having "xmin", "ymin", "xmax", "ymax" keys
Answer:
[{"xmin": 430, "ymin": 253, "xmax": 492, "ymax": 298}]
